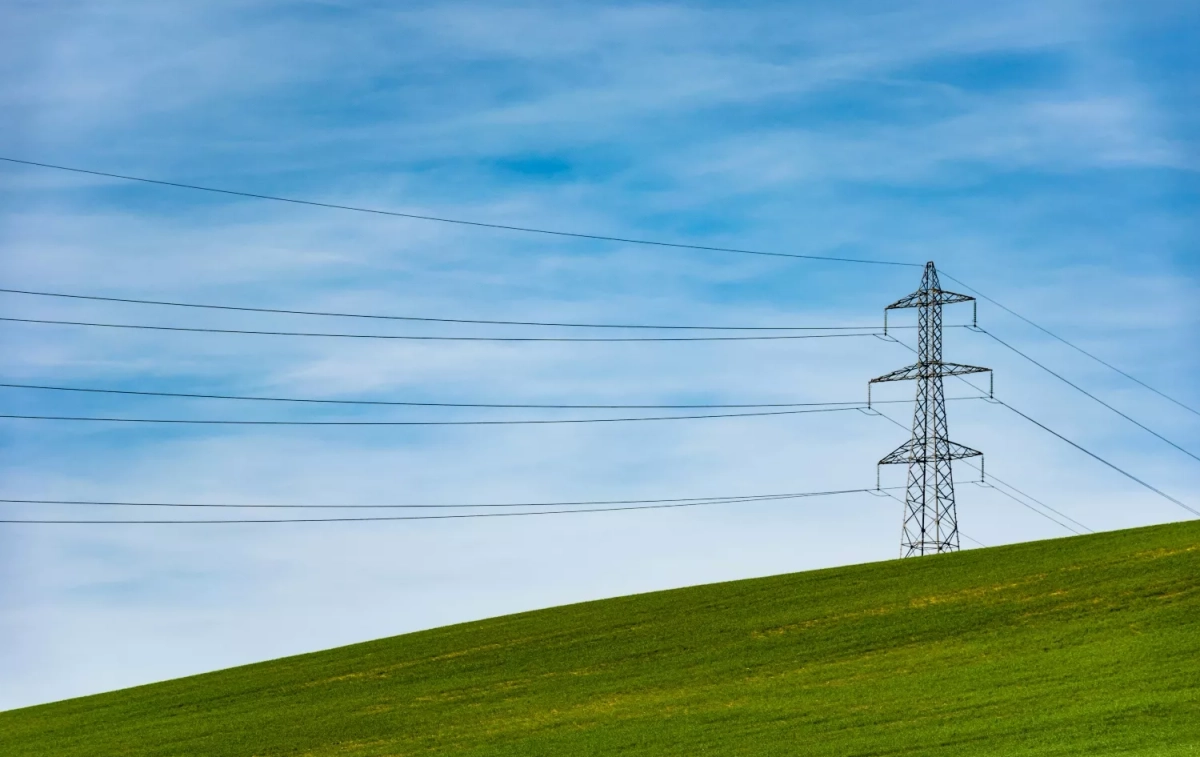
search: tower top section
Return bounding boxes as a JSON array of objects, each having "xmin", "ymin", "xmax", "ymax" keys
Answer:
[
  {"xmin": 885, "ymin": 261, "xmax": 975, "ymax": 312},
  {"xmin": 922, "ymin": 261, "xmax": 938, "ymax": 290}
]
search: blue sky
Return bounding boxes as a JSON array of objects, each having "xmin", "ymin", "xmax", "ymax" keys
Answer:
[{"xmin": 1, "ymin": 0, "xmax": 1198, "ymax": 709}]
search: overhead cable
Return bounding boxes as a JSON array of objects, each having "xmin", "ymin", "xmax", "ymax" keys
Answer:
[
  {"xmin": 963, "ymin": 459, "xmax": 1093, "ymax": 534},
  {"xmin": 994, "ymin": 399, "xmax": 1198, "ymax": 517},
  {"xmin": 0, "ymin": 288, "xmax": 908, "ymax": 332},
  {"xmin": 941, "ymin": 270, "xmax": 1200, "ymax": 418},
  {"xmin": 0, "ymin": 157, "xmax": 919, "ymax": 268},
  {"xmin": 976, "ymin": 482, "xmax": 1082, "ymax": 536},
  {"xmin": 959, "ymin": 532, "xmax": 987, "ymax": 548},
  {"xmin": 0, "ymin": 405, "xmax": 876, "ymax": 426},
  {"xmin": 11, "ymin": 161, "xmax": 1185, "ymax": 411},
  {"xmin": 0, "ymin": 382, "xmax": 985, "ymax": 411},
  {"xmin": 0, "ymin": 489, "xmax": 853, "ymax": 510},
  {"xmin": 0, "ymin": 486, "xmax": 895, "ymax": 523},
  {"xmin": 871, "ymin": 408, "xmax": 1090, "ymax": 534},
  {"xmin": 889, "ymin": 338, "xmax": 1194, "ymax": 517},
  {"xmin": 0, "ymin": 316, "xmax": 889, "ymax": 343},
  {"xmin": 974, "ymin": 327, "xmax": 1200, "ymax": 464}
]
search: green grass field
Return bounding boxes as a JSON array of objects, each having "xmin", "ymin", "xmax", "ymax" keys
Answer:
[{"xmin": 3, "ymin": 521, "xmax": 1198, "ymax": 756}]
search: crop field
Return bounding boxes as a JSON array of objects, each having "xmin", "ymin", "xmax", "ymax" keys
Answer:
[{"xmin": 2, "ymin": 520, "xmax": 1198, "ymax": 756}]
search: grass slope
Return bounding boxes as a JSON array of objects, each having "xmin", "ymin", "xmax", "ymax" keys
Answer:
[{"xmin": 3, "ymin": 521, "xmax": 1198, "ymax": 756}]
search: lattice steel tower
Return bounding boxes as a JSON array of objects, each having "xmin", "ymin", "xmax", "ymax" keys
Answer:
[{"xmin": 870, "ymin": 262, "xmax": 991, "ymax": 557}]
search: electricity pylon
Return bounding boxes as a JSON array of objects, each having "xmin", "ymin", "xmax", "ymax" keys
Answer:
[{"xmin": 870, "ymin": 261, "xmax": 991, "ymax": 557}]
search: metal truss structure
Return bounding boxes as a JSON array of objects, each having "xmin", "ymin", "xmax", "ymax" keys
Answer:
[{"xmin": 870, "ymin": 262, "xmax": 991, "ymax": 557}]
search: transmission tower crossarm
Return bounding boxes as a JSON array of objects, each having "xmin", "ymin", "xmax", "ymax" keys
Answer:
[
  {"xmin": 885, "ymin": 289, "xmax": 975, "ymax": 310},
  {"xmin": 879, "ymin": 438, "xmax": 983, "ymax": 465},
  {"xmin": 870, "ymin": 362, "xmax": 991, "ymax": 384}
]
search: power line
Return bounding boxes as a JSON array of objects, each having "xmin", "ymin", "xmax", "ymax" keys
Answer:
[
  {"xmin": 0, "ymin": 382, "xmax": 986, "ymax": 411},
  {"xmin": 940, "ymin": 270, "xmax": 1200, "ymax": 418},
  {"xmin": 0, "ymin": 288, "xmax": 912, "ymax": 332},
  {"xmin": 974, "ymin": 327, "xmax": 1200, "ymax": 464},
  {"xmin": 0, "ymin": 405, "xmax": 879, "ymax": 426},
  {"xmin": 959, "ymin": 532, "xmax": 987, "ymax": 548},
  {"xmin": 0, "ymin": 486, "xmax": 894, "ymax": 523},
  {"xmin": 8, "ymin": 161, "xmax": 1186, "ymax": 410},
  {"xmin": 0, "ymin": 157, "xmax": 919, "ymax": 268},
  {"xmin": 888, "ymin": 337, "xmax": 1194, "ymax": 517},
  {"xmin": 871, "ymin": 407, "xmax": 1089, "ymax": 535},
  {"xmin": 0, "ymin": 489, "xmax": 859, "ymax": 510},
  {"xmin": 963, "ymin": 459, "xmax": 1093, "ymax": 534},
  {"xmin": 0, "ymin": 316, "xmax": 890, "ymax": 343},
  {"xmin": 994, "ymin": 398, "xmax": 1199, "ymax": 517},
  {"xmin": 875, "ymin": 376, "xmax": 1093, "ymax": 534},
  {"xmin": 977, "ymin": 481, "xmax": 1082, "ymax": 536}
]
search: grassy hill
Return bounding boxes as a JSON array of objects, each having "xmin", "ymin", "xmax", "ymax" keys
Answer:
[{"xmin": 3, "ymin": 521, "xmax": 1198, "ymax": 756}]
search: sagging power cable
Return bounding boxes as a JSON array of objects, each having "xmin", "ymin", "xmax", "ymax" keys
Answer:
[
  {"xmin": 0, "ymin": 287, "xmax": 904, "ymax": 332},
  {"xmin": 0, "ymin": 382, "xmax": 985, "ymax": 411},
  {"xmin": 0, "ymin": 486, "xmax": 897, "ymax": 523},
  {"xmin": 0, "ymin": 316, "xmax": 890, "ymax": 343},
  {"xmin": 0, "ymin": 157, "xmax": 919, "ymax": 268}
]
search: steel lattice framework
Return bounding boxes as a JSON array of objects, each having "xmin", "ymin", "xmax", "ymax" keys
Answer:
[{"xmin": 870, "ymin": 262, "xmax": 991, "ymax": 557}]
